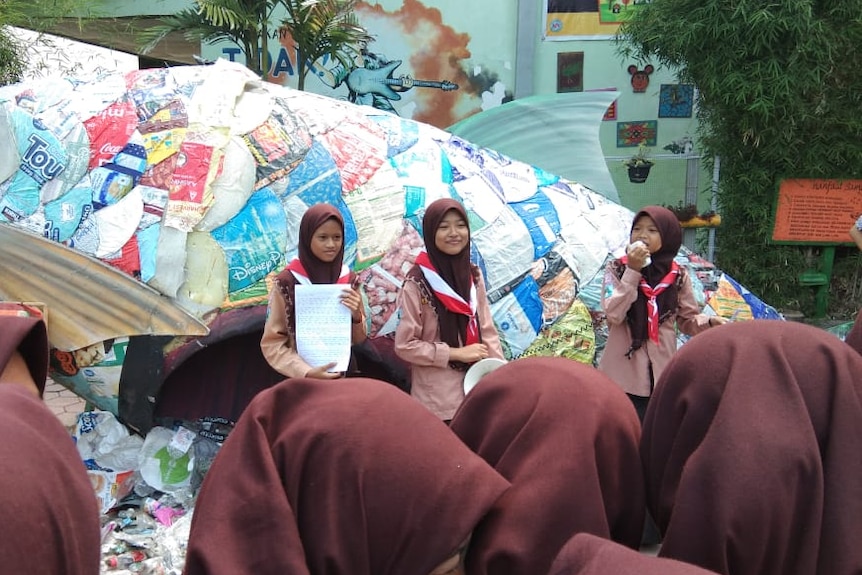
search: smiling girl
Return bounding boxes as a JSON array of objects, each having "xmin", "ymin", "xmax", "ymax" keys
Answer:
[
  {"xmin": 261, "ymin": 203, "xmax": 366, "ymax": 379},
  {"xmin": 394, "ymin": 198, "xmax": 503, "ymax": 421}
]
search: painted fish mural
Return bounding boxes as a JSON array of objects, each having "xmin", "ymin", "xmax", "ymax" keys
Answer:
[{"xmin": 0, "ymin": 60, "xmax": 779, "ymax": 433}]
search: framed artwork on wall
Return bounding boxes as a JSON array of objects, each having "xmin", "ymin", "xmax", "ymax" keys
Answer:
[
  {"xmin": 616, "ymin": 120, "xmax": 657, "ymax": 147},
  {"xmin": 557, "ymin": 52, "xmax": 584, "ymax": 93},
  {"xmin": 658, "ymin": 84, "xmax": 694, "ymax": 118},
  {"xmin": 544, "ymin": 0, "xmax": 618, "ymax": 40}
]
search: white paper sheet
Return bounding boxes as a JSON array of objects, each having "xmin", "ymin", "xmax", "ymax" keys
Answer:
[{"xmin": 295, "ymin": 284, "xmax": 352, "ymax": 372}]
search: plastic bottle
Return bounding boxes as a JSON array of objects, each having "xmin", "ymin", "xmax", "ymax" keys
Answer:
[{"xmin": 104, "ymin": 549, "xmax": 146, "ymax": 569}]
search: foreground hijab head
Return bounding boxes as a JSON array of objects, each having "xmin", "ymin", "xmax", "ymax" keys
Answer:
[
  {"xmin": 0, "ymin": 312, "xmax": 49, "ymax": 396},
  {"xmin": 549, "ymin": 533, "xmax": 719, "ymax": 575},
  {"xmin": 643, "ymin": 320, "xmax": 862, "ymax": 575},
  {"xmin": 0, "ymin": 386, "xmax": 101, "ymax": 574},
  {"xmin": 184, "ymin": 377, "xmax": 510, "ymax": 575},
  {"xmin": 450, "ymin": 357, "xmax": 645, "ymax": 575},
  {"xmin": 297, "ymin": 203, "xmax": 346, "ymax": 284}
]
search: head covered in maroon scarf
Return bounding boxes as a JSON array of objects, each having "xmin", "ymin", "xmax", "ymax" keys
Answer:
[
  {"xmin": 294, "ymin": 203, "xmax": 347, "ymax": 284},
  {"xmin": 625, "ymin": 205, "xmax": 682, "ymax": 353},
  {"xmin": 642, "ymin": 320, "xmax": 862, "ymax": 575},
  {"xmin": 0, "ymin": 311, "xmax": 49, "ymax": 396},
  {"xmin": 0, "ymin": 386, "xmax": 101, "ymax": 574},
  {"xmin": 449, "ymin": 357, "xmax": 645, "ymax": 575},
  {"xmin": 549, "ymin": 533, "xmax": 720, "ymax": 575},
  {"xmin": 411, "ymin": 198, "xmax": 474, "ymax": 349},
  {"xmin": 184, "ymin": 376, "xmax": 510, "ymax": 575},
  {"xmin": 275, "ymin": 203, "xmax": 351, "ymax": 331}
]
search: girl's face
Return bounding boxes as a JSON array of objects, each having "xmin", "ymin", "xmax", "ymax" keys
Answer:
[
  {"xmin": 434, "ymin": 209, "xmax": 470, "ymax": 256},
  {"xmin": 630, "ymin": 215, "xmax": 662, "ymax": 253},
  {"xmin": 310, "ymin": 218, "xmax": 344, "ymax": 263}
]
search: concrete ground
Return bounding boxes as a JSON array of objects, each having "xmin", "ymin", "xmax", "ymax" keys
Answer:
[{"xmin": 43, "ymin": 378, "xmax": 87, "ymax": 431}]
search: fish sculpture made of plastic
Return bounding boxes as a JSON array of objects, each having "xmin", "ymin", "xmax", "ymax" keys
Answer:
[{"xmin": 0, "ymin": 60, "xmax": 778, "ymax": 432}]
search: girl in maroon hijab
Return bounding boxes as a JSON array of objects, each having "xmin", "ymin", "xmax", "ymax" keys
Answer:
[
  {"xmin": 642, "ymin": 320, "xmax": 862, "ymax": 575},
  {"xmin": 261, "ymin": 203, "xmax": 366, "ymax": 379},
  {"xmin": 183, "ymin": 376, "xmax": 510, "ymax": 575},
  {"xmin": 0, "ymin": 312, "xmax": 101, "ymax": 575},
  {"xmin": 549, "ymin": 533, "xmax": 719, "ymax": 575},
  {"xmin": 598, "ymin": 205, "xmax": 724, "ymax": 421},
  {"xmin": 395, "ymin": 198, "xmax": 503, "ymax": 420},
  {"xmin": 449, "ymin": 356, "xmax": 645, "ymax": 575}
]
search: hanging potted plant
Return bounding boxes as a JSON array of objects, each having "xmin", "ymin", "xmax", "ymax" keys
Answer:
[{"xmin": 623, "ymin": 142, "xmax": 654, "ymax": 184}]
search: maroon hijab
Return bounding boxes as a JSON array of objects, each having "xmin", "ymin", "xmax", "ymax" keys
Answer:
[
  {"xmin": 184, "ymin": 377, "xmax": 510, "ymax": 575},
  {"xmin": 0, "ymin": 386, "xmax": 101, "ymax": 574},
  {"xmin": 409, "ymin": 198, "xmax": 474, "ymax": 348},
  {"xmin": 450, "ymin": 357, "xmax": 645, "ymax": 575},
  {"xmin": 843, "ymin": 311, "xmax": 862, "ymax": 356},
  {"xmin": 275, "ymin": 203, "xmax": 350, "ymax": 331},
  {"xmin": 549, "ymin": 533, "xmax": 719, "ymax": 575},
  {"xmin": 280, "ymin": 203, "xmax": 347, "ymax": 285},
  {"xmin": 0, "ymin": 311, "xmax": 49, "ymax": 396},
  {"xmin": 625, "ymin": 206, "xmax": 682, "ymax": 353},
  {"xmin": 643, "ymin": 320, "xmax": 862, "ymax": 575}
]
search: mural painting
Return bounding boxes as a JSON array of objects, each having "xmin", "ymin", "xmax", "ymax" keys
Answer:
[{"xmin": 213, "ymin": 0, "xmax": 514, "ymax": 129}]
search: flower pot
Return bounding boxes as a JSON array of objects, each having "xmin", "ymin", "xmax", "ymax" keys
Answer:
[{"xmin": 627, "ymin": 163, "xmax": 653, "ymax": 184}]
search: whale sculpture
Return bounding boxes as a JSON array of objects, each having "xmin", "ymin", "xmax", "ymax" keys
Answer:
[{"xmin": 0, "ymin": 60, "xmax": 778, "ymax": 433}]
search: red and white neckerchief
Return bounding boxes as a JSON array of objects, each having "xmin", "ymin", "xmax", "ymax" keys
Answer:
[
  {"xmin": 415, "ymin": 251, "xmax": 480, "ymax": 345},
  {"xmin": 638, "ymin": 261, "xmax": 680, "ymax": 344},
  {"xmin": 286, "ymin": 259, "xmax": 350, "ymax": 286}
]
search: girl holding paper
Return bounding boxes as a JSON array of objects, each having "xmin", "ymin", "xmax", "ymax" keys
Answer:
[
  {"xmin": 394, "ymin": 198, "xmax": 503, "ymax": 421},
  {"xmin": 261, "ymin": 204, "xmax": 366, "ymax": 379}
]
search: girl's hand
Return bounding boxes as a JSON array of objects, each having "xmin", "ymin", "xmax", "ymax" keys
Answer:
[
  {"xmin": 626, "ymin": 243, "xmax": 651, "ymax": 271},
  {"xmin": 451, "ymin": 343, "xmax": 489, "ymax": 364},
  {"xmin": 708, "ymin": 316, "xmax": 728, "ymax": 327},
  {"xmin": 339, "ymin": 287, "xmax": 363, "ymax": 323},
  {"xmin": 306, "ymin": 362, "xmax": 342, "ymax": 379}
]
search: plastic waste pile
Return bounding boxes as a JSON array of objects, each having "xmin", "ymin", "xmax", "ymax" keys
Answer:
[{"xmin": 73, "ymin": 410, "xmax": 233, "ymax": 573}]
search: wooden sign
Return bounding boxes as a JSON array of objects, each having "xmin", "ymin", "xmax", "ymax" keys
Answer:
[{"xmin": 771, "ymin": 178, "xmax": 862, "ymax": 244}]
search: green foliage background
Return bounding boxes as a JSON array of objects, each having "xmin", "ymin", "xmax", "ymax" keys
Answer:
[
  {"xmin": 0, "ymin": 0, "xmax": 101, "ymax": 86},
  {"xmin": 0, "ymin": 30, "xmax": 26, "ymax": 85},
  {"xmin": 618, "ymin": 0, "xmax": 862, "ymax": 317}
]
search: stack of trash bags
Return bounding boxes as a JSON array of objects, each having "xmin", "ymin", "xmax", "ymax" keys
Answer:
[{"xmin": 73, "ymin": 411, "xmax": 232, "ymax": 573}]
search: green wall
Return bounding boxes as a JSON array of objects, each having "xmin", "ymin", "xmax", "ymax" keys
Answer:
[{"xmin": 531, "ymin": 29, "xmax": 710, "ymax": 214}]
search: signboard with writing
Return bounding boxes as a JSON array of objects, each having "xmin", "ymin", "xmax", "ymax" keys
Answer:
[{"xmin": 771, "ymin": 178, "xmax": 862, "ymax": 244}]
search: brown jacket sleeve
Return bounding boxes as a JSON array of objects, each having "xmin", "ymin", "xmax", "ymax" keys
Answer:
[
  {"xmin": 260, "ymin": 286, "xmax": 312, "ymax": 378},
  {"xmin": 261, "ymin": 283, "xmax": 368, "ymax": 377}
]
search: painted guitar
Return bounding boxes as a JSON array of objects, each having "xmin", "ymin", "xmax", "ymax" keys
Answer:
[{"xmin": 346, "ymin": 60, "xmax": 458, "ymax": 100}]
